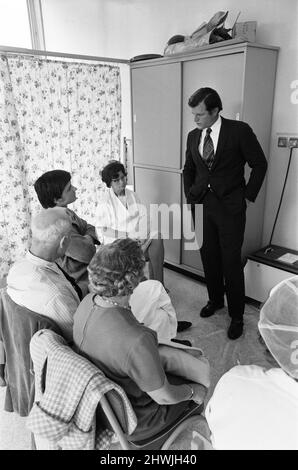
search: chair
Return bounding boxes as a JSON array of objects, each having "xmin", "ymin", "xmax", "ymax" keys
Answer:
[
  {"xmin": 0, "ymin": 288, "xmax": 62, "ymax": 417},
  {"xmin": 91, "ymin": 360, "xmax": 212, "ymax": 450},
  {"xmin": 34, "ymin": 385, "xmax": 211, "ymax": 451}
]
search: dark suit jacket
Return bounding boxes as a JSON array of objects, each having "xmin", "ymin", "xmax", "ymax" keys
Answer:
[{"xmin": 183, "ymin": 117, "xmax": 268, "ymax": 214}]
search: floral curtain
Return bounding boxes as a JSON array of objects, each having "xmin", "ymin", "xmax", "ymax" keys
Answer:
[{"xmin": 0, "ymin": 54, "xmax": 121, "ymax": 277}]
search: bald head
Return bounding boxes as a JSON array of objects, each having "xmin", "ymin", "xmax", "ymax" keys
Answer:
[{"xmin": 31, "ymin": 207, "xmax": 72, "ymax": 246}]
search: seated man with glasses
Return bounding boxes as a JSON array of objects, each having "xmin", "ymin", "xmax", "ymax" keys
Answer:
[{"xmin": 7, "ymin": 208, "xmax": 81, "ymax": 342}]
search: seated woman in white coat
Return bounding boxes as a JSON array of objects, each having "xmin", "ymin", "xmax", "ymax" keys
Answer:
[
  {"xmin": 205, "ymin": 276, "xmax": 298, "ymax": 450},
  {"xmin": 95, "ymin": 161, "xmax": 165, "ymax": 285}
]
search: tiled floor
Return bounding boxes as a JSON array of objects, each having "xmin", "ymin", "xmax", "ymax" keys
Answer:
[{"xmin": 0, "ymin": 267, "xmax": 272, "ymax": 450}]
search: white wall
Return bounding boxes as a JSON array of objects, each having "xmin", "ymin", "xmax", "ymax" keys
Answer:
[{"xmin": 41, "ymin": 0, "xmax": 298, "ymax": 250}]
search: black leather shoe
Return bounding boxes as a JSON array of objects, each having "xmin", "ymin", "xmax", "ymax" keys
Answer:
[
  {"xmin": 227, "ymin": 320, "xmax": 243, "ymax": 340},
  {"xmin": 200, "ymin": 301, "xmax": 224, "ymax": 318},
  {"xmin": 177, "ymin": 321, "xmax": 192, "ymax": 332}
]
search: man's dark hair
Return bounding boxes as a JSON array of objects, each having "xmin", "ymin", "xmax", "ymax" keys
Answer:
[
  {"xmin": 34, "ymin": 170, "xmax": 71, "ymax": 208},
  {"xmin": 101, "ymin": 161, "xmax": 127, "ymax": 188},
  {"xmin": 188, "ymin": 87, "xmax": 223, "ymax": 112}
]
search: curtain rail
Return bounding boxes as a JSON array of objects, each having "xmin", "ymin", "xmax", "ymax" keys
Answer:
[{"xmin": 0, "ymin": 45, "xmax": 129, "ymax": 64}]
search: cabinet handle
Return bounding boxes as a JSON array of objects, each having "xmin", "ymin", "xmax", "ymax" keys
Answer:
[{"xmin": 133, "ymin": 114, "xmax": 137, "ymax": 123}]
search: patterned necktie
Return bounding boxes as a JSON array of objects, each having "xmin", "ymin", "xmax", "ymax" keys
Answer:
[
  {"xmin": 202, "ymin": 127, "xmax": 214, "ymax": 170},
  {"xmin": 55, "ymin": 263, "xmax": 83, "ymax": 301}
]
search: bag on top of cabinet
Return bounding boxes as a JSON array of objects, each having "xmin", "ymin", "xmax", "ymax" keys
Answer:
[{"xmin": 164, "ymin": 11, "xmax": 233, "ymax": 56}]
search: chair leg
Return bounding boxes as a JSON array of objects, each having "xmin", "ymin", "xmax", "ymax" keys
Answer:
[
  {"xmin": 100, "ymin": 395, "xmax": 132, "ymax": 450},
  {"xmin": 161, "ymin": 415, "xmax": 211, "ymax": 450},
  {"xmin": 31, "ymin": 433, "xmax": 36, "ymax": 450}
]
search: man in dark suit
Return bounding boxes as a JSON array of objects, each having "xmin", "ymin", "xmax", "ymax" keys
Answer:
[{"xmin": 183, "ymin": 88, "xmax": 267, "ymax": 339}]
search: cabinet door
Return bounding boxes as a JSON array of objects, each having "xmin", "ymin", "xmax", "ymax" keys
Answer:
[
  {"xmin": 134, "ymin": 167, "xmax": 181, "ymax": 264},
  {"xmin": 181, "ymin": 53, "xmax": 244, "ymax": 272},
  {"xmin": 131, "ymin": 63, "xmax": 181, "ymax": 169},
  {"xmin": 181, "ymin": 195, "xmax": 204, "ymax": 275}
]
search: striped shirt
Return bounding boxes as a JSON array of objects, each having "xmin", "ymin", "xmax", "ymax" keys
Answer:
[{"xmin": 7, "ymin": 251, "xmax": 80, "ymax": 341}]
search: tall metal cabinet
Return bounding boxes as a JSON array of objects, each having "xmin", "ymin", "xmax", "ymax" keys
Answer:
[{"xmin": 130, "ymin": 40, "xmax": 278, "ymax": 276}]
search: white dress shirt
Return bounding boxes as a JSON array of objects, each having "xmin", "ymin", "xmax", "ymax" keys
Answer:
[
  {"xmin": 7, "ymin": 251, "xmax": 80, "ymax": 341},
  {"xmin": 199, "ymin": 115, "xmax": 222, "ymax": 156}
]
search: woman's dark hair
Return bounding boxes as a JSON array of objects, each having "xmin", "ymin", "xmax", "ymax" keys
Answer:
[
  {"xmin": 88, "ymin": 238, "xmax": 146, "ymax": 297},
  {"xmin": 101, "ymin": 161, "xmax": 127, "ymax": 188},
  {"xmin": 188, "ymin": 87, "xmax": 223, "ymax": 113},
  {"xmin": 34, "ymin": 170, "xmax": 71, "ymax": 208}
]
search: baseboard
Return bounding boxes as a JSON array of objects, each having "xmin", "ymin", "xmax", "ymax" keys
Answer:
[
  {"xmin": 164, "ymin": 262, "xmax": 206, "ymax": 283},
  {"xmin": 164, "ymin": 262, "xmax": 261, "ymax": 308}
]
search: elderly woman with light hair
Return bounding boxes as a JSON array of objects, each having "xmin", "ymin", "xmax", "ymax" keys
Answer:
[
  {"xmin": 73, "ymin": 238, "xmax": 210, "ymax": 442},
  {"xmin": 205, "ymin": 276, "xmax": 298, "ymax": 450}
]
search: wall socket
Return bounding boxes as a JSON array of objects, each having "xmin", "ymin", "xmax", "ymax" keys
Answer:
[
  {"xmin": 289, "ymin": 137, "xmax": 298, "ymax": 148},
  {"xmin": 277, "ymin": 137, "xmax": 288, "ymax": 147}
]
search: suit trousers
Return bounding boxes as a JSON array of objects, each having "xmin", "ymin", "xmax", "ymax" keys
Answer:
[{"xmin": 198, "ymin": 191, "xmax": 246, "ymax": 321}]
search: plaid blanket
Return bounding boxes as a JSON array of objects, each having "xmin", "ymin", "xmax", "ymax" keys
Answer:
[{"xmin": 27, "ymin": 329, "xmax": 137, "ymax": 450}]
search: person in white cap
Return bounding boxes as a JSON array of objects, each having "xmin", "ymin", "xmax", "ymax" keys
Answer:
[{"xmin": 204, "ymin": 276, "xmax": 298, "ymax": 450}]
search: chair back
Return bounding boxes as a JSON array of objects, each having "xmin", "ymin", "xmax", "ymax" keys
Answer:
[{"xmin": 0, "ymin": 288, "xmax": 61, "ymax": 416}]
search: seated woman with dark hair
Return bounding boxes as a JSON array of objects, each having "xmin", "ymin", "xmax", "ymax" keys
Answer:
[
  {"xmin": 95, "ymin": 161, "xmax": 165, "ymax": 285},
  {"xmin": 73, "ymin": 238, "xmax": 210, "ymax": 442}
]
